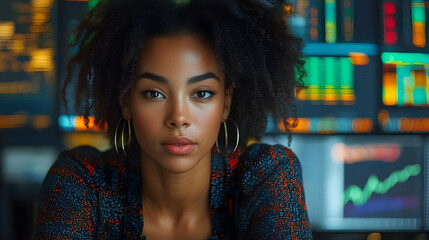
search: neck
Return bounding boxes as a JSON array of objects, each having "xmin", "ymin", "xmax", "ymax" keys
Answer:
[{"xmin": 140, "ymin": 151, "xmax": 212, "ymax": 220}]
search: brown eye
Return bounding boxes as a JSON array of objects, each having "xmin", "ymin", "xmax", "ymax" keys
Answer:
[
  {"xmin": 141, "ymin": 90, "xmax": 164, "ymax": 99},
  {"xmin": 192, "ymin": 90, "xmax": 216, "ymax": 99}
]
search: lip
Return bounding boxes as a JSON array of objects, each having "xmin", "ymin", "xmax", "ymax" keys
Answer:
[
  {"xmin": 162, "ymin": 136, "xmax": 196, "ymax": 155},
  {"xmin": 162, "ymin": 136, "xmax": 195, "ymax": 145}
]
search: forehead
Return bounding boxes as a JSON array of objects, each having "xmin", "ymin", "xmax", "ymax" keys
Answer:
[{"xmin": 135, "ymin": 34, "xmax": 223, "ymax": 78}]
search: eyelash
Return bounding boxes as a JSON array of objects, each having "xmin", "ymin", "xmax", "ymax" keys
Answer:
[
  {"xmin": 192, "ymin": 90, "xmax": 217, "ymax": 100},
  {"xmin": 140, "ymin": 90, "xmax": 217, "ymax": 101},
  {"xmin": 141, "ymin": 90, "xmax": 165, "ymax": 99}
]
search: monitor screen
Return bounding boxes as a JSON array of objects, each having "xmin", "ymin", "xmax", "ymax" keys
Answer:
[
  {"xmin": 381, "ymin": 0, "xmax": 429, "ymax": 51},
  {"xmin": 289, "ymin": 0, "xmax": 378, "ymax": 43},
  {"xmin": 262, "ymin": 135, "xmax": 425, "ymax": 231},
  {"xmin": 380, "ymin": 52, "xmax": 429, "ymax": 133},
  {"xmin": 296, "ymin": 56, "xmax": 355, "ymax": 105},
  {"xmin": 267, "ymin": 0, "xmax": 380, "ymax": 134},
  {"xmin": 342, "ymin": 141, "xmax": 423, "ymax": 222},
  {"xmin": 0, "ymin": 0, "xmax": 56, "ymax": 131},
  {"xmin": 266, "ymin": 53, "xmax": 378, "ymax": 134},
  {"xmin": 382, "ymin": 52, "xmax": 429, "ymax": 107}
]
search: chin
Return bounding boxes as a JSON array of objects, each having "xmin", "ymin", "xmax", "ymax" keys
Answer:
[
  {"xmin": 140, "ymin": 145, "xmax": 212, "ymax": 174},
  {"xmin": 158, "ymin": 156, "xmax": 205, "ymax": 174}
]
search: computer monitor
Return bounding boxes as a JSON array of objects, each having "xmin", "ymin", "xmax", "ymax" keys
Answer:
[{"xmin": 262, "ymin": 134, "xmax": 426, "ymax": 231}]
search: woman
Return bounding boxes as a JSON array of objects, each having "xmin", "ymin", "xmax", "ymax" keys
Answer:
[{"xmin": 33, "ymin": 0, "xmax": 312, "ymax": 239}]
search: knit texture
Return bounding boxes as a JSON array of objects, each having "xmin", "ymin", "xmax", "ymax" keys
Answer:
[{"xmin": 33, "ymin": 144, "xmax": 312, "ymax": 239}]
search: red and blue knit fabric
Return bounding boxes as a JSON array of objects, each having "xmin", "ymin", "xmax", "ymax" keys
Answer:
[{"xmin": 33, "ymin": 144, "xmax": 312, "ymax": 239}]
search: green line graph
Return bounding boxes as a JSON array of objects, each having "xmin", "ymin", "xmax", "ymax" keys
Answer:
[{"xmin": 344, "ymin": 164, "xmax": 422, "ymax": 206}]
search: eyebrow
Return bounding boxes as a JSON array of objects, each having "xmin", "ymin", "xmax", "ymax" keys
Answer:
[{"xmin": 138, "ymin": 72, "xmax": 219, "ymax": 84}]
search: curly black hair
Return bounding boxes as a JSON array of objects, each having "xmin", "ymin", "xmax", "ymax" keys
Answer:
[{"xmin": 62, "ymin": 0, "xmax": 305, "ymax": 150}]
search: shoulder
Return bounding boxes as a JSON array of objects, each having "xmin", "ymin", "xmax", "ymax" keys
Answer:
[
  {"xmin": 34, "ymin": 146, "xmax": 105, "ymax": 238},
  {"xmin": 34, "ymin": 146, "xmax": 126, "ymax": 238},
  {"xmin": 239, "ymin": 143, "xmax": 302, "ymax": 183},
  {"xmin": 43, "ymin": 146, "xmax": 125, "ymax": 193},
  {"xmin": 236, "ymin": 143, "xmax": 305, "ymax": 207},
  {"xmin": 54, "ymin": 146, "xmax": 102, "ymax": 175},
  {"xmin": 242, "ymin": 143, "xmax": 298, "ymax": 163},
  {"xmin": 235, "ymin": 144, "xmax": 312, "ymax": 239}
]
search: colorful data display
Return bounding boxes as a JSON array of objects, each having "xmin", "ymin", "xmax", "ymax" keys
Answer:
[
  {"xmin": 264, "ymin": 135, "xmax": 427, "ymax": 231},
  {"xmin": 382, "ymin": 52, "xmax": 429, "ymax": 106},
  {"xmin": 296, "ymin": 57, "xmax": 355, "ymax": 105},
  {"xmin": 382, "ymin": 0, "xmax": 429, "ymax": 50},
  {"xmin": 0, "ymin": 0, "xmax": 56, "ymax": 131},
  {"xmin": 379, "ymin": 0, "xmax": 429, "ymax": 135},
  {"xmin": 290, "ymin": 0, "xmax": 378, "ymax": 43},
  {"xmin": 283, "ymin": 0, "xmax": 429, "ymax": 135},
  {"xmin": 342, "ymin": 140, "xmax": 423, "ymax": 224},
  {"xmin": 281, "ymin": 51, "xmax": 378, "ymax": 134}
]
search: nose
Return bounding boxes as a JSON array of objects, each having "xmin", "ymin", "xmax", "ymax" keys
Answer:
[{"xmin": 165, "ymin": 96, "xmax": 192, "ymax": 129}]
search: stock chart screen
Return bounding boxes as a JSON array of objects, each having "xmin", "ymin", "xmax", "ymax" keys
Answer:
[
  {"xmin": 379, "ymin": 0, "xmax": 429, "ymax": 134},
  {"xmin": 286, "ymin": 53, "xmax": 378, "ymax": 134},
  {"xmin": 340, "ymin": 137, "xmax": 424, "ymax": 230},
  {"xmin": 266, "ymin": 0, "xmax": 381, "ymax": 134},
  {"xmin": 380, "ymin": 52, "xmax": 429, "ymax": 134},
  {"xmin": 289, "ymin": 0, "xmax": 378, "ymax": 43},
  {"xmin": 382, "ymin": 0, "xmax": 428, "ymax": 51},
  {"xmin": 341, "ymin": 142, "xmax": 423, "ymax": 220},
  {"xmin": 382, "ymin": 52, "xmax": 429, "ymax": 107},
  {"xmin": 296, "ymin": 56, "xmax": 355, "ymax": 105},
  {"xmin": 266, "ymin": 0, "xmax": 429, "ymax": 135},
  {"xmin": 262, "ymin": 134, "xmax": 426, "ymax": 231}
]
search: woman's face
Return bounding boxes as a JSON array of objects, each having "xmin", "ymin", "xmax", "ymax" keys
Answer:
[{"xmin": 123, "ymin": 34, "xmax": 232, "ymax": 173}]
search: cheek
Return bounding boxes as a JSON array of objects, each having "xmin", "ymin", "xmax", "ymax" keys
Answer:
[
  {"xmin": 193, "ymin": 106, "xmax": 222, "ymax": 126},
  {"xmin": 130, "ymin": 103, "xmax": 163, "ymax": 142},
  {"xmin": 191, "ymin": 100, "xmax": 225, "ymax": 142}
]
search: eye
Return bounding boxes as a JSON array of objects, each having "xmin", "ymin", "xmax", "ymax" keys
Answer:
[
  {"xmin": 141, "ymin": 90, "xmax": 165, "ymax": 99},
  {"xmin": 192, "ymin": 90, "xmax": 216, "ymax": 99}
]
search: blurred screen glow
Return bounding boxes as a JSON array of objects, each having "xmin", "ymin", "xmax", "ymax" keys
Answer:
[
  {"xmin": 411, "ymin": 0, "xmax": 426, "ymax": 48},
  {"xmin": 59, "ymin": 115, "xmax": 106, "ymax": 131},
  {"xmin": 341, "ymin": 0, "xmax": 354, "ymax": 42},
  {"xmin": 276, "ymin": 117, "xmax": 373, "ymax": 134},
  {"xmin": 382, "ymin": 52, "xmax": 429, "ymax": 106},
  {"xmin": 325, "ymin": 0, "xmax": 337, "ymax": 43},
  {"xmin": 0, "ymin": 0, "xmax": 55, "ymax": 130},
  {"xmin": 383, "ymin": 1, "xmax": 398, "ymax": 46},
  {"xmin": 296, "ymin": 57, "xmax": 355, "ymax": 105},
  {"xmin": 262, "ymin": 135, "xmax": 425, "ymax": 231}
]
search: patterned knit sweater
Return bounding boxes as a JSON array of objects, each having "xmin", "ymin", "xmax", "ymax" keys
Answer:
[{"xmin": 33, "ymin": 144, "xmax": 312, "ymax": 239}]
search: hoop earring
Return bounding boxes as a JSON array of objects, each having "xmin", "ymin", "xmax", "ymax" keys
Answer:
[
  {"xmin": 115, "ymin": 117, "xmax": 131, "ymax": 156},
  {"xmin": 216, "ymin": 118, "xmax": 239, "ymax": 157}
]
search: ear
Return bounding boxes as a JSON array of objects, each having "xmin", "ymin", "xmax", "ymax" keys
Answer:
[{"xmin": 222, "ymin": 84, "xmax": 233, "ymax": 121}]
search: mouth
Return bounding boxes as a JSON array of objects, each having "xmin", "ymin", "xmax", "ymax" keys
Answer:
[
  {"xmin": 162, "ymin": 144, "xmax": 195, "ymax": 155},
  {"xmin": 161, "ymin": 136, "xmax": 196, "ymax": 155}
]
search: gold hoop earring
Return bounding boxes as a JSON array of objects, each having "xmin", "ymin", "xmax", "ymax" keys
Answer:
[
  {"xmin": 216, "ymin": 118, "xmax": 239, "ymax": 157},
  {"xmin": 115, "ymin": 117, "xmax": 131, "ymax": 156}
]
